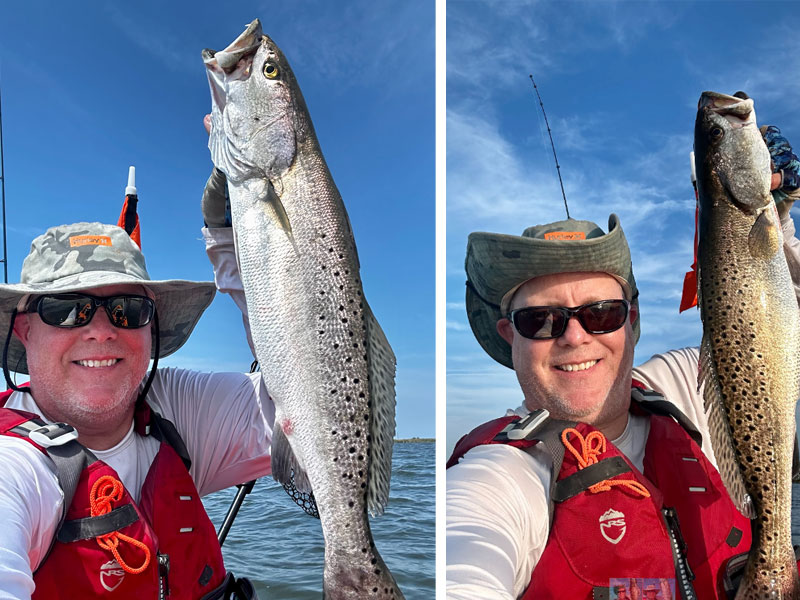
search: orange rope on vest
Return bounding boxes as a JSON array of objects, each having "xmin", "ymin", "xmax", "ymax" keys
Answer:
[
  {"xmin": 561, "ymin": 428, "xmax": 651, "ymax": 498},
  {"xmin": 89, "ymin": 475, "xmax": 151, "ymax": 574}
]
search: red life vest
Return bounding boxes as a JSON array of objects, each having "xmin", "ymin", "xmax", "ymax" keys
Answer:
[
  {"xmin": 0, "ymin": 389, "xmax": 229, "ymax": 599},
  {"xmin": 446, "ymin": 388, "xmax": 754, "ymax": 599}
]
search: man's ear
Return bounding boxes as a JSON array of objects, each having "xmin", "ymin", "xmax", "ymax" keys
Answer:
[
  {"xmin": 496, "ymin": 318, "xmax": 515, "ymax": 345},
  {"xmin": 629, "ymin": 303, "xmax": 638, "ymax": 325},
  {"xmin": 12, "ymin": 312, "xmax": 31, "ymax": 345}
]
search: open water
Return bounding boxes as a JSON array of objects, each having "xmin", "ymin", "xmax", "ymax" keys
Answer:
[
  {"xmin": 791, "ymin": 485, "xmax": 800, "ymax": 547},
  {"xmin": 201, "ymin": 441, "xmax": 435, "ymax": 599}
]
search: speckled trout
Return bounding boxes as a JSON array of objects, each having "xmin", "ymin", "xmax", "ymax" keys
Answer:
[
  {"xmin": 695, "ymin": 91, "xmax": 800, "ymax": 599},
  {"xmin": 203, "ymin": 20, "xmax": 402, "ymax": 599}
]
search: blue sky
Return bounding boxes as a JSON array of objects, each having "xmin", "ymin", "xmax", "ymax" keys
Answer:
[
  {"xmin": 0, "ymin": 0, "xmax": 434, "ymax": 439},
  {"xmin": 446, "ymin": 0, "xmax": 800, "ymax": 453}
]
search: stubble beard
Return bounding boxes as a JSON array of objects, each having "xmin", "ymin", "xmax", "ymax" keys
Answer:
[
  {"xmin": 27, "ymin": 356, "xmax": 148, "ymax": 437},
  {"xmin": 31, "ymin": 370, "xmax": 141, "ymax": 430},
  {"xmin": 519, "ymin": 340, "xmax": 635, "ymax": 428}
]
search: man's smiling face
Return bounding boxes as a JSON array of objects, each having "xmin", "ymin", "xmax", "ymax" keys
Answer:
[
  {"xmin": 15, "ymin": 284, "xmax": 152, "ymax": 438},
  {"xmin": 496, "ymin": 272, "xmax": 636, "ymax": 435}
]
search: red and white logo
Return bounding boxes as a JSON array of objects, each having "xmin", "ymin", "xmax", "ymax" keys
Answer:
[
  {"xmin": 599, "ymin": 508, "xmax": 626, "ymax": 544},
  {"xmin": 100, "ymin": 559, "xmax": 125, "ymax": 592}
]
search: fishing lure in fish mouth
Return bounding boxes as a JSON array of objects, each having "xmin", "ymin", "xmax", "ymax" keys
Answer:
[{"xmin": 203, "ymin": 19, "xmax": 403, "ymax": 600}]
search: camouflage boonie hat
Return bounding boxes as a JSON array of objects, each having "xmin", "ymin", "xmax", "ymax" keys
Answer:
[
  {"xmin": 465, "ymin": 214, "xmax": 639, "ymax": 369},
  {"xmin": 0, "ymin": 222, "xmax": 216, "ymax": 374}
]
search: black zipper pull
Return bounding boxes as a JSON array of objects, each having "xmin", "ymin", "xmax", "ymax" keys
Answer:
[
  {"xmin": 663, "ymin": 507, "xmax": 697, "ymax": 600},
  {"xmin": 158, "ymin": 553, "xmax": 170, "ymax": 600}
]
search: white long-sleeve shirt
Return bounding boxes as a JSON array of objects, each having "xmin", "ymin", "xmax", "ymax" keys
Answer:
[
  {"xmin": 446, "ymin": 214, "xmax": 800, "ymax": 600},
  {"xmin": 0, "ymin": 227, "xmax": 273, "ymax": 600}
]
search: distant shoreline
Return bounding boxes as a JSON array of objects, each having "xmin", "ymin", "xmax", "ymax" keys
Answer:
[{"xmin": 394, "ymin": 438, "xmax": 434, "ymax": 443}]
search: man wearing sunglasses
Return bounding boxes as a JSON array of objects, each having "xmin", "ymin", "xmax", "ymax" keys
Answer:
[
  {"xmin": 0, "ymin": 221, "xmax": 270, "ymax": 599},
  {"xmin": 446, "ymin": 206, "xmax": 800, "ymax": 597}
]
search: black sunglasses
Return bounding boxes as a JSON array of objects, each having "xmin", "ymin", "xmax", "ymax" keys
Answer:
[
  {"xmin": 29, "ymin": 293, "xmax": 156, "ymax": 330},
  {"xmin": 507, "ymin": 299, "xmax": 630, "ymax": 340}
]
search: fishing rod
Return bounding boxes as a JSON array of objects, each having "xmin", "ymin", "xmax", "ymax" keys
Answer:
[
  {"xmin": 0, "ymin": 82, "xmax": 8, "ymax": 283},
  {"xmin": 528, "ymin": 74, "xmax": 570, "ymax": 220},
  {"xmin": 218, "ymin": 480, "xmax": 257, "ymax": 546}
]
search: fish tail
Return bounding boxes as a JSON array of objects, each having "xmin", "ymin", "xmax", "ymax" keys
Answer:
[
  {"xmin": 323, "ymin": 552, "xmax": 404, "ymax": 599},
  {"xmin": 735, "ymin": 556, "xmax": 800, "ymax": 599}
]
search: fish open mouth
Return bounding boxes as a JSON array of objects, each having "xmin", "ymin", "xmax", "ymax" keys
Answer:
[
  {"xmin": 202, "ymin": 18, "xmax": 263, "ymax": 73},
  {"xmin": 202, "ymin": 19, "xmax": 264, "ymax": 113},
  {"xmin": 699, "ymin": 91, "xmax": 755, "ymax": 127}
]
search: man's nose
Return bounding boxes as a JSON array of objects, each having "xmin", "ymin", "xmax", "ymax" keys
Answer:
[
  {"xmin": 80, "ymin": 308, "xmax": 118, "ymax": 341},
  {"xmin": 557, "ymin": 313, "xmax": 589, "ymax": 345}
]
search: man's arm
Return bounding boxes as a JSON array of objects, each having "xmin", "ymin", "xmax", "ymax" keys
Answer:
[
  {"xmin": 162, "ymin": 165, "xmax": 274, "ymax": 496},
  {"xmin": 446, "ymin": 443, "xmax": 551, "ymax": 599},
  {"xmin": 0, "ymin": 439, "xmax": 62, "ymax": 599},
  {"xmin": 145, "ymin": 367, "xmax": 273, "ymax": 497}
]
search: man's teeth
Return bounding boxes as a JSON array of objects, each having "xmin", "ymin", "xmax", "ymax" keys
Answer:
[
  {"xmin": 76, "ymin": 359, "xmax": 119, "ymax": 368},
  {"xmin": 557, "ymin": 360, "xmax": 597, "ymax": 372}
]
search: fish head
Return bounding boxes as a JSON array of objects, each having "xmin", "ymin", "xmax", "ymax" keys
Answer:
[
  {"xmin": 203, "ymin": 19, "xmax": 307, "ymax": 184},
  {"xmin": 694, "ymin": 91, "xmax": 772, "ymax": 214}
]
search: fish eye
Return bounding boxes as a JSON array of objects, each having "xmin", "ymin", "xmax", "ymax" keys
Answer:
[
  {"xmin": 710, "ymin": 127, "xmax": 724, "ymax": 141},
  {"xmin": 263, "ymin": 62, "xmax": 279, "ymax": 79}
]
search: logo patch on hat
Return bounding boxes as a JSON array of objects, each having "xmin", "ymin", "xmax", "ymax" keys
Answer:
[
  {"xmin": 69, "ymin": 235, "xmax": 112, "ymax": 248},
  {"xmin": 544, "ymin": 231, "xmax": 586, "ymax": 241},
  {"xmin": 599, "ymin": 508, "xmax": 626, "ymax": 544}
]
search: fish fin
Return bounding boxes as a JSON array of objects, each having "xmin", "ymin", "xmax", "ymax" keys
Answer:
[
  {"xmin": 259, "ymin": 180, "xmax": 297, "ymax": 249},
  {"xmin": 364, "ymin": 300, "xmax": 397, "ymax": 517},
  {"xmin": 271, "ymin": 423, "xmax": 312, "ymax": 493},
  {"xmin": 748, "ymin": 207, "xmax": 781, "ymax": 259},
  {"xmin": 699, "ymin": 336, "xmax": 756, "ymax": 519}
]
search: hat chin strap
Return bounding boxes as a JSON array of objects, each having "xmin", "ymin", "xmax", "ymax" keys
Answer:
[
  {"xmin": 3, "ymin": 309, "xmax": 31, "ymax": 394},
  {"xmin": 1, "ymin": 309, "xmax": 162, "ymax": 402},
  {"xmin": 137, "ymin": 309, "xmax": 160, "ymax": 405}
]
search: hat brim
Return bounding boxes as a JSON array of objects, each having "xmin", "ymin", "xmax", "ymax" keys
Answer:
[
  {"xmin": 0, "ymin": 271, "xmax": 216, "ymax": 374},
  {"xmin": 465, "ymin": 214, "xmax": 639, "ymax": 369}
]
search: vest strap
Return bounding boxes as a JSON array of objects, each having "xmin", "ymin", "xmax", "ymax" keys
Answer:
[
  {"xmin": 57, "ymin": 504, "xmax": 139, "ymax": 543},
  {"xmin": 10, "ymin": 416, "xmax": 98, "ymax": 573},
  {"xmin": 631, "ymin": 388, "xmax": 703, "ymax": 446},
  {"xmin": 495, "ymin": 409, "xmax": 550, "ymax": 441},
  {"xmin": 149, "ymin": 411, "xmax": 192, "ymax": 471},
  {"xmin": 552, "ymin": 456, "xmax": 631, "ymax": 502}
]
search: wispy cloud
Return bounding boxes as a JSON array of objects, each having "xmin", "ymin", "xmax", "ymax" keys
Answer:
[
  {"xmin": 446, "ymin": 320, "xmax": 468, "ymax": 331},
  {"xmin": 253, "ymin": 0, "xmax": 432, "ymax": 96},
  {"xmin": 104, "ymin": 5, "xmax": 198, "ymax": 74}
]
